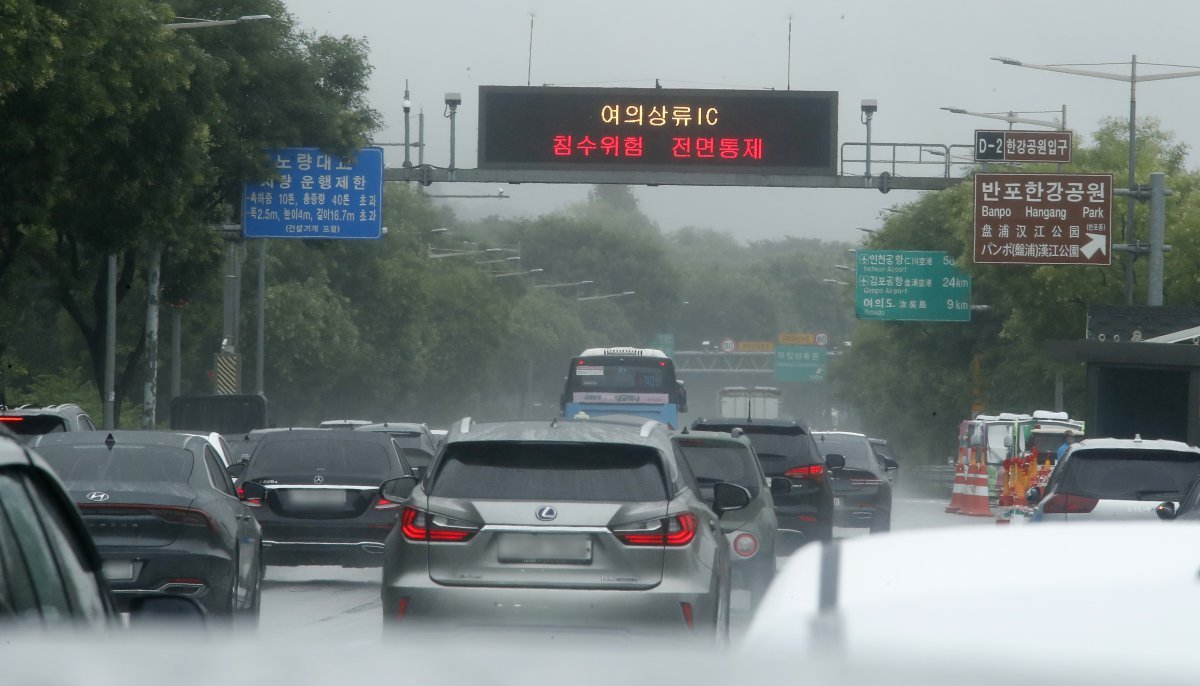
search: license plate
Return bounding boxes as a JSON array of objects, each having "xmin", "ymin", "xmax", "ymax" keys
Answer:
[
  {"xmin": 287, "ymin": 490, "xmax": 346, "ymax": 507},
  {"xmin": 498, "ymin": 533, "xmax": 593, "ymax": 564},
  {"xmin": 102, "ymin": 559, "xmax": 134, "ymax": 581}
]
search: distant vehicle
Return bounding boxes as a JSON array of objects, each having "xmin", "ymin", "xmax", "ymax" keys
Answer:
[
  {"xmin": 1028, "ymin": 436, "xmax": 1200, "ymax": 522},
  {"xmin": 691, "ymin": 417, "xmax": 837, "ymax": 548},
  {"xmin": 380, "ymin": 415, "xmax": 745, "ymax": 639},
  {"xmin": 672, "ymin": 429, "xmax": 790, "ymax": 606},
  {"xmin": 170, "ymin": 394, "xmax": 268, "ymax": 436},
  {"xmin": 1027, "ymin": 424, "xmax": 1085, "ymax": 464},
  {"xmin": 355, "ymin": 422, "xmax": 441, "ymax": 476},
  {"xmin": 867, "ymin": 437, "xmax": 900, "ymax": 482},
  {"xmin": 30, "ymin": 430, "xmax": 263, "ymax": 623},
  {"xmin": 719, "ymin": 386, "xmax": 781, "ymax": 420},
  {"xmin": 241, "ymin": 429, "xmax": 417, "ymax": 567},
  {"xmin": 813, "ymin": 431, "xmax": 895, "ymax": 533},
  {"xmin": 561, "ymin": 347, "xmax": 687, "ymax": 428},
  {"xmin": 0, "ymin": 403, "xmax": 97, "ymax": 443}
]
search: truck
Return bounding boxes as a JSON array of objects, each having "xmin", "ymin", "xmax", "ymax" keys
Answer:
[{"xmin": 719, "ymin": 386, "xmax": 781, "ymax": 420}]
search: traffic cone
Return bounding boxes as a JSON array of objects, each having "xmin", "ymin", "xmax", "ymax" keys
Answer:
[
  {"xmin": 960, "ymin": 458, "xmax": 994, "ymax": 517},
  {"xmin": 944, "ymin": 457, "xmax": 967, "ymax": 513}
]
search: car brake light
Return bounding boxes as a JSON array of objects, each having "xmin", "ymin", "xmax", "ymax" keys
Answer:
[
  {"xmin": 680, "ymin": 602, "xmax": 694, "ymax": 630},
  {"xmin": 395, "ymin": 597, "xmax": 409, "ymax": 621},
  {"xmin": 153, "ymin": 507, "xmax": 216, "ymax": 530},
  {"xmin": 786, "ymin": 464, "xmax": 826, "ymax": 482},
  {"xmin": 0, "ymin": 417, "xmax": 24, "ymax": 422},
  {"xmin": 1042, "ymin": 493, "xmax": 1099, "ymax": 514},
  {"xmin": 235, "ymin": 486, "xmax": 262, "ymax": 508},
  {"xmin": 374, "ymin": 495, "xmax": 404, "ymax": 511},
  {"xmin": 400, "ymin": 506, "xmax": 478, "ymax": 542},
  {"xmin": 613, "ymin": 513, "xmax": 698, "ymax": 546},
  {"xmin": 732, "ymin": 533, "xmax": 759, "ymax": 558}
]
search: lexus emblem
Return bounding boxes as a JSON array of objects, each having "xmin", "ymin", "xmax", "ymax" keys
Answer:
[
  {"xmin": 313, "ymin": 475, "xmax": 324, "ymax": 485},
  {"xmin": 87, "ymin": 492, "xmax": 110, "ymax": 502},
  {"xmin": 535, "ymin": 506, "xmax": 557, "ymax": 521}
]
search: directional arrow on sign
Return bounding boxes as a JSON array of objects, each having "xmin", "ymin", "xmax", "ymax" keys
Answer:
[{"xmin": 1081, "ymin": 233, "xmax": 1108, "ymax": 259}]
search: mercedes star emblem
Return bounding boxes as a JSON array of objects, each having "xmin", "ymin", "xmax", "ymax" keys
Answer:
[{"xmin": 313, "ymin": 475, "xmax": 324, "ymax": 485}]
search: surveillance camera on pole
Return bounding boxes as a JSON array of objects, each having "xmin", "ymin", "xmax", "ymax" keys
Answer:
[
  {"xmin": 861, "ymin": 99, "xmax": 878, "ymax": 177},
  {"xmin": 444, "ymin": 92, "xmax": 462, "ymax": 170}
]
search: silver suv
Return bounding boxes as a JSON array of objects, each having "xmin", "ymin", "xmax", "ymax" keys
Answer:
[
  {"xmin": 379, "ymin": 415, "xmax": 749, "ymax": 640},
  {"xmin": 0, "ymin": 403, "xmax": 97, "ymax": 443}
]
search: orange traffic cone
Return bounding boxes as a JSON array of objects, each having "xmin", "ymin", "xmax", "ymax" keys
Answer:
[
  {"xmin": 960, "ymin": 459, "xmax": 994, "ymax": 517},
  {"xmin": 944, "ymin": 457, "xmax": 967, "ymax": 513}
]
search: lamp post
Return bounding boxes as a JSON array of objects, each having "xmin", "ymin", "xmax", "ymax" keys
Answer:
[
  {"xmin": 578, "ymin": 291, "xmax": 635, "ymax": 301},
  {"xmin": 490, "ymin": 268, "xmax": 543, "ymax": 279},
  {"xmin": 992, "ymin": 55, "xmax": 1200, "ymax": 304},
  {"xmin": 165, "ymin": 14, "xmax": 271, "ymax": 30},
  {"xmin": 940, "ymin": 106, "xmax": 1064, "ymax": 130}
]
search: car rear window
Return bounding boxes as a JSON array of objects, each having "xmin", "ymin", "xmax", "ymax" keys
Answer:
[
  {"xmin": 35, "ymin": 444, "xmax": 193, "ymax": 483},
  {"xmin": 249, "ymin": 438, "xmax": 392, "ymax": 480},
  {"xmin": 1061, "ymin": 449, "xmax": 1200, "ymax": 501},
  {"xmin": 815, "ymin": 434, "xmax": 878, "ymax": 470},
  {"xmin": 691, "ymin": 423, "xmax": 819, "ymax": 466},
  {"xmin": 431, "ymin": 441, "xmax": 668, "ymax": 502},
  {"xmin": 1, "ymin": 415, "xmax": 69, "ymax": 441},
  {"xmin": 673, "ymin": 439, "xmax": 759, "ymax": 491}
]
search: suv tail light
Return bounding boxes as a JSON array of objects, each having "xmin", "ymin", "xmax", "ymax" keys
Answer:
[
  {"xmin": 235, "ymin": 486, "xmax": 262, "ymax": 508},
  {"xmin": 785, "ymin": 464, "xmax": 826, "ymax": 483},
  {"xmin": 400, "ymin": 506, "xmax": 479, "ymax": 542},
  {"xmin": 613, "ymin": 513, "xmax": 698, "ymax": 546},
  {"xmin": 1041, "ymin": 493, "xmax": 1099, "ymax": 514}
]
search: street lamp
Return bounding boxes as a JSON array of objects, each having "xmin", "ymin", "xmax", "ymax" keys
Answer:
[
  {"xmin": 940, "ymin": 106, "xmax": 1063, "ymax": 130},
  {"xmin": 428, "ymin": 247, "xmax": 503, "ymax": 259},
  {"xmin": 422, "ymin": 187, "xmax": 509, "ymax": 200},
  {"xmin": 992, "ymin": 55, "xmax": 1200, "ymax": 304},
  {"xmin": 166, "ymin": 14, "xmax": 271, "ymax": 30},
  {"xmin": 823, "ymin": 279, "xmax": 849, "ymax": 286},
  {"xmin": 536, "ymin": 279, "xmax": 594, "ymax": 289},
  {"xmin": 490, "ymin": 268, "xmax": 543, "ymax": 279},
  {"xmin": 578, "ymin": 291, "xmax": 635, "ymax": 301}
]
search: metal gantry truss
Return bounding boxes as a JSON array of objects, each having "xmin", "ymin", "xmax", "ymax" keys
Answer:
[{"xmin": 673, "ymin": 351, "xmax": 775, "ymax": 374}]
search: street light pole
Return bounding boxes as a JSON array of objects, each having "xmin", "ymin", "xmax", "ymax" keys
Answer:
[
  {"xmin": 578, "ymin": 291, "xmax": 635, "ymax": 301},
  {"xmin": 992, "ymin": 55, "xmax": 1200, "ymax": 304},
  {"xmin": 165, "ymin": 14, "xmax": 271, "ymax": 30}
]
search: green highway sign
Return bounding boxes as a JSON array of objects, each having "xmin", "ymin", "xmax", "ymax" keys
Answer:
[
  {"xmin": 855, "ymin": 250, "xmax": 972, "ymax": 322},
  {"xmin": 775, "ymin": 345, "xmax": 826, "ymax": 382}
]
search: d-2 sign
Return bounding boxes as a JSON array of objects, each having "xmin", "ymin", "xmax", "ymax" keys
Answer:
[{"xmin": 973, "ymin": 173, "xmax": 1112, "ymax": 265}]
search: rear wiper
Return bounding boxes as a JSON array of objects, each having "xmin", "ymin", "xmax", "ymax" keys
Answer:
[{"xmin": 1135, "ymin": 489, "xmax": 1180, "ymax": 499}]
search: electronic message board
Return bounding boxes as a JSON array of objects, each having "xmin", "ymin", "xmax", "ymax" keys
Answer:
[{"xmin": 478, "ymin": 86, "xmax": 838, "ymax": 175}]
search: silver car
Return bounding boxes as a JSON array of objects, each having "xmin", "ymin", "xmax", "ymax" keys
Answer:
[
  {"xmin": 379, "ymin": 415, "xmax": 749, "ymax": 639},
  {"xmin": 672, "ymin": 429, "xmax": 790, "ymax": 607}
]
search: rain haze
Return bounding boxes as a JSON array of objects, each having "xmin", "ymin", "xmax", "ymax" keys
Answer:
[{"xmin": 283, "ymin": 0, "xmax": 1200, "ymax": 241}]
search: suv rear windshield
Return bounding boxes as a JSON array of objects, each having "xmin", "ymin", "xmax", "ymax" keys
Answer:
[
  {"xmin": 815, "ymin": 434, "xmax": 878, "ymax": 470},
  {"xmin": 249, "ymin": 438, "xmax": 392, "ymax": 480},
  {"xmin": 690, "ymin": 423, "xmax": 820, "ymax": 466},
  {"xmin": 1, "ymin": 415, "xmax": 69, "ymax": 440},
  {"xmin": 1061, "ymin": 449, "xmax": 1200, "ymax": 501},
  {"xmin": 431, "ymin": 441, "xmax": 668, "ymax": 502},
  {"xmin": 36, "ymin": 444, "xmax": 193, "ymax": 483},
  {"xmin": 673, "ymin": 439, "xmax": 759, "ymax": 492}
]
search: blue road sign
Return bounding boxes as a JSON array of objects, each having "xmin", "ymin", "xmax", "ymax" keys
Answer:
[{"xmin": 243, "ymin": 147, "xmax": 384, "ymax": 239}]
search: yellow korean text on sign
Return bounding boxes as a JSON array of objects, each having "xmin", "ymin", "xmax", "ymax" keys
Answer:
[
  {"xmin": 778, "ymin": 332, "xmax": 815, "ymax": 346},
  {"xmin": 737, "ymin": 341, "xmax": 775, "ymax": 353}
]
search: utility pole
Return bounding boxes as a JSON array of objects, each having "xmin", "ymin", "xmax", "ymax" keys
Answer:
[
  {"xmin": 142, "ymin": 243, "xmax": 162, "ymax": 428},
  {"xmin": 1147, "ymin": 172, "xmax": 1166, "ymax": 306},
  {"xmin": 103, "ymin": 254, "xmax": 117, "ymax": 429}
]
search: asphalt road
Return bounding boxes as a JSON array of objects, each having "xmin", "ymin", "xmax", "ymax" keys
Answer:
[{"xmin": 258, "ymin": 493, "xmax": 989, "ymax": 641}]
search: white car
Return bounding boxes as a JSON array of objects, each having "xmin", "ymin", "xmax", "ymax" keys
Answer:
[
  {"xmin": 1029, "ymin": 436, "xmax": 1200, "ymax": 522},
  {"xmin": 743, "ymin": 523, "xmax": 1200, "ymax": 675}
]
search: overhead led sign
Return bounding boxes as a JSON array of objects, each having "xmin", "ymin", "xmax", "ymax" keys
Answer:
[{"xmin": 478, "ymin": 86, "xmax": 838, "ymax": 175}]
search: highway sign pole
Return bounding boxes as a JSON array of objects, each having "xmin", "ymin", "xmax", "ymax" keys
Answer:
[
  {"xmin": 1148, "ymin": 172, "xmax": 1165, "ymax": 306},
  {"xmin": 256, "ymin": 239, "xmax": 266, "ymax": 395}
]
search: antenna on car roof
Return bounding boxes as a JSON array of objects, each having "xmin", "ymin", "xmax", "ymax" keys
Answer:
[
  {"xmin": 550, "ymin": 417, "xmax": 558, "ymax": 428},
  {"xmin": 104, "ymin": 433, "xmax": 116, "ymax": 451}
]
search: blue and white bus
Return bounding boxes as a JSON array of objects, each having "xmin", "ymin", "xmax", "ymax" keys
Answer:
[{"xmin": 560, "ymin": 347, "xmax": 687, "ymax": 428}]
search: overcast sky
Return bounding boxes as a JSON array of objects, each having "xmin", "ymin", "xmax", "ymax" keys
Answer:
[{"xmin": 283, "ymin": 0, "xmax": 1200, "ymax": 243}]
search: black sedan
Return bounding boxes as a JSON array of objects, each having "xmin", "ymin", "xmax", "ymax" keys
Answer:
[
  {"xmin": 813, "ymin": 431, "xmax": 895, "ymax": 533},
  {"xmin": 29, "ymin": 431, "xmax": 263, "ymax": 623},
  {"xmin": 236, "ymin": 429, "xmax": 415, "ymax": 567}
]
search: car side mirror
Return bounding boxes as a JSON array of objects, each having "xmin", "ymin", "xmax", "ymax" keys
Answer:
[
  {"xmin": 238, "ymin": 481, "xmax": 265, "ymax": 501},
  {"xmin": 1156, "ymin": 502, "xmax": 1177, "ymax": 521},
  {"xmin": 1003, "ymin": 435, "xmax": 1013, "ymax": 448},
  {"xmin": 824, "ymin": 454, "xmax": 846, "ymax": 470},
  {"xmin": 411, "ymin": 465, "xmax": 425, "ymax": 482},
  {"xmin": 380, "ymin": 476, "xmax": 417, "ymax": 504},
  {"xmin": 1026, "ymin": 486, "xmax": 1042, "ymax": 505},
  {"xmin": 713, "ymin": 482, "xmax": 751, "ymax": 514},
  {"xmin": 884, "ymin": 458, "xmax": 899, "ymax": 471},
  {"xmin": 226, "ymin": 461, "xmax": 247, "ymax": 481},
  {"xmin": 127, "ymin": 594, "xmax": 207, "ymax": 627},
  {"xmin": 768, "ymin": 476, "xmax": 792, "ymax": 496}
]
